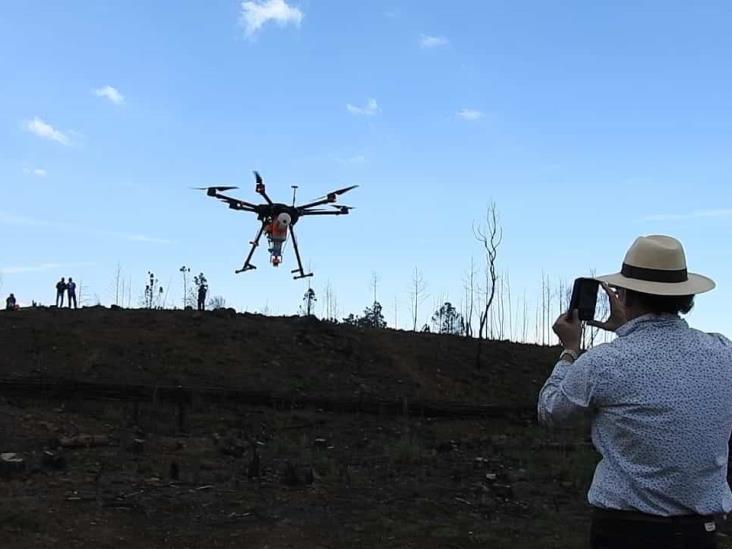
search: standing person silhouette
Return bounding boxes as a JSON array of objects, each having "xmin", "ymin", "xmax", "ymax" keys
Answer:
[
  {"xmin": 197, "ymin": 273, "xmax": 208, "ymax": 311},
  {"xmin": 55, "ymin": 277, "xmax": 66, "ymax": 307},
  {"xmin": 67, "ymin": 277, "xmax": 77, "ymax": 309}
]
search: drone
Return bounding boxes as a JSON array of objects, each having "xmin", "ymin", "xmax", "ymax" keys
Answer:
[{"xmin": 196, "ymin": 171, "xmax": 357, "ymax": 279}]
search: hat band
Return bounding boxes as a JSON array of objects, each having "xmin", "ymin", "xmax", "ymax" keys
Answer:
[{"xmin": 621, "ymin": 263, "xmax": 688, "ymax": 283}]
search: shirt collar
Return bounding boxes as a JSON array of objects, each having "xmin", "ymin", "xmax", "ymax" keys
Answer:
[{"xmin": 616, "ymin": 313, "xmax": 687, "ymax": 337}]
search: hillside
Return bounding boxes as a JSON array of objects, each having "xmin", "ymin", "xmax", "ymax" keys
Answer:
[
  {"xmin": 0, "ymin": 307, "xmax": 558, "ymax": 406},
  {"xmin": 0, "ymin": 307, "xmax": 622, "ymax": 549}
]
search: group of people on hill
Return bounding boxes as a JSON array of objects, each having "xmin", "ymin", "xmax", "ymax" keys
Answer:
[
  {"xmin": 4, "ymin": 273, "xmax": 209, "ymax": 312},
  {"xmin": 55, "ymin": 277, "xmax": 78, "ymax": 309}
]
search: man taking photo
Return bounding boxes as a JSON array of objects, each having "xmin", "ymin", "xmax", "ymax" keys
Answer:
[{"xmin": 538, "ymin": 235, "xmax": 732, "ymax": 549}]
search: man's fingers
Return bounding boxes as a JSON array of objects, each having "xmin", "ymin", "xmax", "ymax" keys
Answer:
[{"xmin": 600, "ymin": 282, "xmax": 620, "ymax": 302}]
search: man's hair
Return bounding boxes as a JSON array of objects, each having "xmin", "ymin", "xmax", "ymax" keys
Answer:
[{"xmin": 626, "ymin": 290, "xmax": 695, "ymax": 315}]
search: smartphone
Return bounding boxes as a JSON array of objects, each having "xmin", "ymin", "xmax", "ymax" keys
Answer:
[{"xmin": 567, "ymin": 278, "xmax": 600, "ymax": 321}]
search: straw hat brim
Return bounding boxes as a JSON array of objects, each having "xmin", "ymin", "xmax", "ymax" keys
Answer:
[{"xmin": 595, "ymin": 271, "xmax": 715, "ymax": 296}]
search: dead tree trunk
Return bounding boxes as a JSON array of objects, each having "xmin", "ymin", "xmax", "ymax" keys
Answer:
[
  {"xmin": 474, "ymin": 202, "xmax": 502, "ymax": 369},
  {"xmin": 410, "ymin": 267, "xmax": 427, "ymax": 331}
]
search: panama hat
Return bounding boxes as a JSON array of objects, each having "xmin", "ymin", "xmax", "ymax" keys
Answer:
[{"xmin": 596, "ymin": 235, "xmax": 715, "ymax": 296}]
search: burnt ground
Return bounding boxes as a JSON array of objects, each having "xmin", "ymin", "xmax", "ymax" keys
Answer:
[{"xmin": 0, "ymin": 307, "xmax": 731, "ymax": 548}]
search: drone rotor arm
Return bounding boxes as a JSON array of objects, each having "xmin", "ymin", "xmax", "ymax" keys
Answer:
[
  {"xmin": 297, "ymin": 184, "xmax": 359, "ymax": 210},
  {"xmin": 214, "ymin": 193, "xmax": 257, "ymax": 212},
  {"xmin": 298, "ymin": 209, "xmax": 350, "ymax": 216},
  {"xmin": 296, "ymin": 198, "xmax": 332, "ymax": 210},
  {"xmin": 253, "ymin": 171, "xmax": 274, "ymax": 205}
]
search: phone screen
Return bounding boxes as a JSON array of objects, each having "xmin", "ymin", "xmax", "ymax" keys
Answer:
[{"xmin": 568, "ymin": 278, "xmax": 600, "ymax": 321}]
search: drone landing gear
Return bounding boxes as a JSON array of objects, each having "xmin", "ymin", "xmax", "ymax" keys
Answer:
[
  {"xmin": 289, "ymin": 225, "xmax": 312, "ymax": 280},
  {"xmin": 235, "ymin": 264, "xmax": 257, "ymax": 274},
  {"xmin": 235, "ymin": 223, "xmax": 265, "ymax": 275}
]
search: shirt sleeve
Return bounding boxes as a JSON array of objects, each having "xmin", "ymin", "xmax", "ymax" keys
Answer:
[
  {"xmin": 709, "ymin": 333, "xmax": 732, "ymax": 347},
  {"xmin": 537, "ymin": 349, "xmax": 610, "ymax": 428}
]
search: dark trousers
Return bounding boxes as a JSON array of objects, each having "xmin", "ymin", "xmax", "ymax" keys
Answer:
[
  {"xmin": 68, "ymin": 292, "xmax": 77, "ymax": 309},
  {"xmin": 56, "ymin": 291, "xmax": 64, "ymax": 307},
  {"xmin": 590, "ymin": 509, "xmax": 718, "ymax": 549}
]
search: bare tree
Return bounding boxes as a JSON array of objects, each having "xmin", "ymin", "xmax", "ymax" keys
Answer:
[
  {"xmin": 78, "ymin": 280, "xmax": 86, "ymax": 307},
  {"xmin": 505, "ymin": 270, "xmax": 513, "ymax": 341},
  {"xmin": 208, "ymin": 295, "xmax": 226, "ymax": 310},
  {"xmin": 113, "ymin": 263, "xmax": 123, "ymax": 306},
  {"xmin": 521, "ymin": 291, "xmax": 529, "ymax": 343},
  {"xmin": 144, "ymin": 272, "xmax": 164, "ymax": 309},
  {"xmin": 409, "ymin": 267, "xmax": 428, "ymax": 331},
  {"xmin": 370, "ymin": 272, "xmax": 380, "ymax": 304},
  {"xmin": 462, "ymin": 258, "xmax": 477, "ymax": 337},
  {"xmin": 321, "ymin": 281, "xmax": 339, "ymax": 322},
  {"xmin": 302, "ymin": 287, "xmax": 317, "ymax": 316},
  {"xmin": 474, "ymin": 202, "xmax": 502, "ymax": 369},
  {"xmin": 393, "ymin": 296, "xmax": 399, "ymax": 329},
  {"xmin": 179, "ymin": 266, "xmax": 191, "ymax": 308}
]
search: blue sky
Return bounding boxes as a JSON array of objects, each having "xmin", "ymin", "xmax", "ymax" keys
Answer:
[{"xmin": 1, "ymin": 0, "xmax": 731, "ymax": 338}]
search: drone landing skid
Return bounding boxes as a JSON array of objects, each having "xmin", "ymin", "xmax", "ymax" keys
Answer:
[
  {"xmin": 235, "ymin": 264, "xmax": 257, "ymax": 274},
  {"xmin": 293, "ymin": 270, "xmax": 314, "ymax": 280}
]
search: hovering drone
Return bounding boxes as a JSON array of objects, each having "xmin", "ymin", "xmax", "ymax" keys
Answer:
[{"xmin": 196, "ymin": 171, "xmax": 357, "ymax": 279}]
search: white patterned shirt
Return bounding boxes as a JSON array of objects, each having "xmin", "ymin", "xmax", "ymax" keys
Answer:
[{"xmin": 538, "ymin": 314, "xmax": 732, "ymax": 516}]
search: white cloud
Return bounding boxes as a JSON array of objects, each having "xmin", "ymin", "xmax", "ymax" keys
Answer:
[
  {"xmin": 24, "ymin": 117, "xmax": 71, "ymax": 145},
  {"xmin": 420, "ymin": 35, "xmax": 449, "ymax": 48},
  {"xmin": 23, "ymin": 167, "xmax": 47, "ymax": 177},
  {"xmin": 457, "ymin": 108, "xmax": 484, "ymax": 121},
  {"xmin": 642, "ymin": 209, "xmax": 732, "ymax": 222},
  {"xmin": 240, "ymin": 0, "xmax": 303, "ymax": 37},
  {"xmin": 347, "ymin": 98, "xmax": 380, "ymax": 116},
  {"xmin": 94, "ymin": 85, "xmax": 125, "ymax": 105}
]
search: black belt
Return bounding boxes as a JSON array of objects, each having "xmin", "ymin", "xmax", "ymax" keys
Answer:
[{"xmin": 592, "ymin": 507, "xmax": 724, "ymax": 526}]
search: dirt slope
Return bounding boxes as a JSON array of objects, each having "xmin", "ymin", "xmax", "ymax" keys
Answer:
[{"xmin": 0, "ymin": 307, "xmax": 559, "ymax": 406}]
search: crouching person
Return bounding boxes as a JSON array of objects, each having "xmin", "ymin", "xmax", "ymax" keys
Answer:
[{"xmin": 538, "ymin": 235, "xmax": 732, "ymax": 549}]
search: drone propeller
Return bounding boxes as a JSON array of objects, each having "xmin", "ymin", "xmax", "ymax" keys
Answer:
[
  {"xmin": 304, "ymin": 185, "xmax": 360, "ymax": 204},
  {"xmin": 332, "ymin": 204, "xmax": 355, "ymax": 211},
  {"xmin": 331, "ymin": 184, "xmax": 359, "ymax": 195},
  {"xmin": 193, "ymin": 185, "xmax": 239, "ymax": 197},
  {"xmin": 253, "ymin": 171, "xmax": 263, "ymax": 185},
  {"xmin": 192, "ymin": 186, "xmax": 239, "ymax": 192}
]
